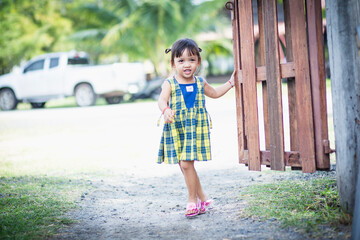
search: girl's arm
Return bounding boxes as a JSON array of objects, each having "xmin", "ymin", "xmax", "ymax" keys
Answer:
[
  {"xmin": 204, "ymin": 71, "xmax": 235, "ymax": 99},
  {"xmin": 158, "ymin": 81, "xmax": 175, "ymax": 123}
]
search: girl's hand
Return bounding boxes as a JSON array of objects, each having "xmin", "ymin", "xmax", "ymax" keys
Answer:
[
  {"xmin": 228, "ymin": 70, "xmax": 236, "ymax": 87},
  {"xmin": 204, "ymin": 69, "xmax": 237, "ymax": 98},
  {"xmin": 164, "ymin": 108, "xmax": 175, "ymax": 123}
]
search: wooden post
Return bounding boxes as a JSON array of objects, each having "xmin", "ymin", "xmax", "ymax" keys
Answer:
[
  {"xmin": 262, "ymin": 0, "xmax": 285, "ymax": 171},
  {"xmin": 306, "ymin": 0, "xmax": 330, "ymax": 170},
  {"xmin": 257, "ymin": 0, "xmax": 270, "ymax": 152},
  {"xmin": 326, "ymin": 0, "xmax": 360, "ymax": 213},
  {"xmin": 228, "ymin": 0, "xmax": 247, "ymax": 164},
  {"xmin": 238, "ymin": 0, "xmax": 261, "ymax": 170},
  {"xmin": 283, "ymin": 0, "xmax": 298, "ymax": 155},
  {"xmin": 288, "ymin": 0, "xmax": 316, "ymax": 173},
  {"xmin": 352, "ymin": 23, "xmax": 360, "ymax": 240}
]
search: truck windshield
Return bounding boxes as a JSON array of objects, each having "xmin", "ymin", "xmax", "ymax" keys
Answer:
[{"xmin": 68, "ymin": 57, "xmax": 89, "ymax": 65}]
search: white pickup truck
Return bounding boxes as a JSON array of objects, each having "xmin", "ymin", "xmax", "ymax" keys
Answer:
[{"xmin": 0, "ymin": 51, "xmax": 146, "ymax": 110}]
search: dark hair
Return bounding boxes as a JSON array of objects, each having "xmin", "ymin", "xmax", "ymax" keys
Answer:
[{"xmin": 165, "ymin": 38, "xmax": 202, "ymax": 65}]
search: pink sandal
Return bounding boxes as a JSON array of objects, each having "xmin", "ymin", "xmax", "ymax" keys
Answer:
[
  {"xmin": 199, "ymin": 199, "xmax": 213, "ymax": 214},
  {"xmin": 185, "ymin": 201, "xmax": 200, "ymax": 217}
]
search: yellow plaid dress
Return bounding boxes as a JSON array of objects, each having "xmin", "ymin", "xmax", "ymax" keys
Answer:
[{"xmin": 157, "ymin": 76, "xmax": 211, "ymax": 164}]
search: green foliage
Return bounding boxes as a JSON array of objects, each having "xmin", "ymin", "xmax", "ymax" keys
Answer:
[
  {"xmin": 240, "ymin": 177, "xmax": 352, "ymax": 237},
  {"xmin": 0, "ymin": 0, "xmax": 74, "ymax": 74},
  {"xmin": 0, "ymin": 175, "xmax": 89, "ymax": 239},
  {"xmin": 0, "ymin": 0, "xmax": 231, "ymax": 75},
  {"xmin": 95, "ymin": 0, "xmax": 229, "ymax": 74},
  {"xmin": 202, "ymin": 40, "xmax": 234, "ymax": 75}
]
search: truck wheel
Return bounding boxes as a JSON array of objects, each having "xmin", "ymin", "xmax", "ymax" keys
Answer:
[
  {"xmin": 31, "ymin": 102, "xmax": 46, "ymax": 108},
  {"xmin": 75, "ymin": 83, "xmax": 96, "ymax": 107},
  {"xmin": 105, "ymin": 96, "xmax": 123, "ymax": 104},
  {"xmin": 0, "ymin": 88, "xmax": 18, "ymax": 111}
]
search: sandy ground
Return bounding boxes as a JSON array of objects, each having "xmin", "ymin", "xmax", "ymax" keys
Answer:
[
  {"xmin": 0, "ymin": 92, "xmax": 349, "ymax": 239},
  {"xmin": 53, "ymin": 170, "xmax": 316, "ymax": 240},
  {"xmin": 53, "ymin": 166, "xmax": 350, "ymax": 240}
]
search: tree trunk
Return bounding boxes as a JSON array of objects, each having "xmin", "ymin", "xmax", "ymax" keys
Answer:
[{"xmin": 325, "ymin": 0, "xmax": 360, "ymax": 213}]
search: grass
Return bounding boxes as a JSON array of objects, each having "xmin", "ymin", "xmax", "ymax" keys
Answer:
[
  {"xmin": 240, "ymin": 176, "xmax": 352, "ymax": 237},
  {"xmin": 16, "ymin": 97, "xmax": 108, "ymax": 110},
  {"xmin": 16, "ymin": 95, "xmax": 154, "ymax": 111},
  {"xmin": 0, "ymin": 175, "xmax": 90, "ymax": 239}
]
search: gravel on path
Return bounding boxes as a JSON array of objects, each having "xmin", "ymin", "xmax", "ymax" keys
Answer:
[{"xmin": 53, "ymin": 165, "xmax": 349, "ymax": 240}]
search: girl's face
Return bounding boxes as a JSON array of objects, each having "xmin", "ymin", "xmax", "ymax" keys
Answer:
[{"xmin": 172, "ymin": 49, "xmax": 201, "ymax": 82}]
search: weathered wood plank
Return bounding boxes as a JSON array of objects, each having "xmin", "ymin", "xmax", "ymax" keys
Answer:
[
  {"xmin": 288, "ymin": 0, "xmax": 316, "ymax": 173},
  {"xmin": 238, "ymin": 0, "xmax": 261, "ymax": 171},
  {"xmin": 263, "ymin": 0, "xmax": 285, "ymax": 171},
  {"xmin": 283, "ymin": 0, "xmax": 298, "ymax": 154},
  {"xmin": 242, "ymin": 150, "xmax": 301, "ymax": 167},
  {"xmin": 306, "ymin": 0, "xmax": 330, "ymax": 170},
  {"xmin": 256, "ymin": 62, "xmax": 295, "ymax": 81},
  {"xmin": 257, "ymin": 0, "xmax": 270, "ymax": 151},
  {"xmin": 261, "ymin": 151, "xmax": 301, "ymax": 167},
  {"xmin": 229, "ymin": 0, "xmax": 247, "ymax": 164}
]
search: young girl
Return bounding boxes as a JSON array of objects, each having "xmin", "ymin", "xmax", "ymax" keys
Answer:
[{"xmin": 157, "ymin": 38, "xmax": 235, "ymax": 217}]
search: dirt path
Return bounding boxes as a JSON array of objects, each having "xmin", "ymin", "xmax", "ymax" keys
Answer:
[
  {"xmin": 53, "ymin": 168, "xmax": 291, "ymax": 240},
  {"xmin": 53, "ymin": 165, "xmax": 349, "ymax": 240}
]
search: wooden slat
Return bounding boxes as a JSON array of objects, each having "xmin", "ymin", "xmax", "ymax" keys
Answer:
[
  {"xmin": 261, "ymin": 151, "xmax": 301, "ymax": 167},
  {"xmin": 283, "ymin": 0, "xmax": 298, "ymax": 153},
  {"xmin": 242, "ymin": 150, "xmax": 301, "ymax": 167},
  {"xmin": 263, "ymin": 0, "xmax": 285, "ymax": 171},
  {"xmin": 256, "ymin": 62, "xmax": 295, "ymax": 81},
  {"xmin": 281, "ymin": 62, "xmax": 296, "ymax": 78},
  {"xmin": 257, "ymin": 0, "xmax": 270, "ymax": 151},
  {"xmin": 288, "ymin": 0, "xmax": 316, "ymax": 173},
  {"xmin": 236, "ymin": 62, "xmax": 295, "ymax": 83},
  {"xmin": 228, "ymin": 0, "xmax": 247, "ymax": 164},
  {"xmin": 238, "ymin": 0, "xmax": 260, "ymax": 171},
  {"xmin": 306, "ymin": 0, "xmax": 330, "ymax": 170}
]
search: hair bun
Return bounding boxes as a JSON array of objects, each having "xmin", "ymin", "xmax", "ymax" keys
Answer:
[{"xmin": 165, "ymin": 48, "xmax": 171, "ymax": 54}]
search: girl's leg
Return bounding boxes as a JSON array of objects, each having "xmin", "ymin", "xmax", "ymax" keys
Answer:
[
  {"xmin": 179, "ymin": 160, "xmax": 198, "ymax": 203},
  {"xmin": 179, "ymin": 161, "xmax": 207, "ymax": 203},
  {"xmin": 194, "ymin": 171, "xmax": 207, "ymax": 202}
]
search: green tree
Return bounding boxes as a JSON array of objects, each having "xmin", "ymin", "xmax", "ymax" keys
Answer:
[
  {"xmin": 201, "ymin": 39, "xmax": 233, "ymax": 76},
  {"xmin": 69, "ymin": 0, "xmax": 230, "ymax": 75},
  {"xmin": 0, "ymin": 0, "xmax": 73, "ymax": 74},
  {"xmin": 0, "ymin": 0, "xmax": 231, "ymax": 75},
  {"xmin": 106, "ymin": 0, "xmax": 229, "ymax": 75},
  {"xmin": 63, "ymin": 0, "xmax": 137, "ymax": 63}
]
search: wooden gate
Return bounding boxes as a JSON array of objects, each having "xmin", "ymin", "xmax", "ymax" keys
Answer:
[{"xmin": 225, "ymin": 0, "xmax": 333, "ymax": 173}]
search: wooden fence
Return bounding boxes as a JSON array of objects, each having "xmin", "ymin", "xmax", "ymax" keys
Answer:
[{"xmin": 225, "ymin": 0, "xmax": 333, "ymax": 173}]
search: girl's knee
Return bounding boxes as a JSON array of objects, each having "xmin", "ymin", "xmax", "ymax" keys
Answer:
[{"xmin": 180, "ymin": 160, "xmax": 195, "ymax": 171}]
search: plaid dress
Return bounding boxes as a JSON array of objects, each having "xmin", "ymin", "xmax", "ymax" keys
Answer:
[{"xmin": 157, "ymin": 76, "xmax": 211, "ymax": 164}]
